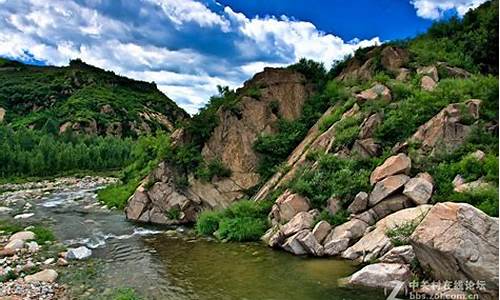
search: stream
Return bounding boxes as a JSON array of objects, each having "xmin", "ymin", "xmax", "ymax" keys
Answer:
[{"xmin": 0, "ymin": 177, "xmax": 385, "ymax": 300}]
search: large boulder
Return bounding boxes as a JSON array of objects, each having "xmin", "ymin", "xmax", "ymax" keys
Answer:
[
  {"xmin": 342, "ymin": 205, "xmax": 431, "ymax": 262},
  {"xmin": 370, "ymin": 153, "xmax": 411, "ymax": 185},
  {"xmin": 270, "ymin": 190, "xmax": 311, "ymax": 224},
  {"xmin": 282, "ymin": 229, "xmax": 324, "ymax": 256},
  {"xmin": 421, "ymin": 75, "xmax": 437, "ymax": 91},
  {"xmin": 417, "ymin": 65, "xmax": 439, "ymax": 82},
  {"xmin": 356, "ymin": 194, "xmax": 414, "ymax": 226},
  {"xmin": 403, "ymin": 177, "xmax": 433, "ymax": 205},
  {"xmin": 356, "ymin": 84, "xmax": 391, "ymax": 101},
  {"xmin": 410, "ymin": 202, "xmax": 499, "ymax": 299},
  {"xmin": 281, "ymin": 211, "xmax": 314, "ymax": 237},
  {"xmin": 369, "ymin": 175, "xmax": 410, "ymax": 206},
  {"xmin": 343, "ymin": 263, "xmax": 412, "ymax": 290},
  {"xmin": 380, "ymin": 46, "xmax": 410, "ymax": 72},
  {"xmin": 379, "ymin": 245, "xmax": 415, "ymax": 264},
  {"xmin": 358, "ymin": 113, "xmax": 382, "ymax": 139},
  {"xmin": 312, "ymin": 221, "xmax": 331, "ymax": 244},
  {"xmin": 323, "ymin": 219, "xmax": 369, "ymax": 256},
  {"xmin": 410, "ymin": 100, "xmax": 481, "ymax": 153},
  {"xmin": 347, "ymin": 192, "xmax": 368, "ymax": 214}
]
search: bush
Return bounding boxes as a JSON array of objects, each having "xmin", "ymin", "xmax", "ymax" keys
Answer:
[
  {"xmin": 196, "ymin": 158, "xmax": 231, "ymax": 182},
  {"xmin": 386, "ymin": 220, "xmax": 420, "ymax": 246},
  {"xmin": 195, "ymin": 200, "xmax": 272, "ymax": 242},
  {"xmin": 195, "ymin": 211, "xmax": 223, "ymax": 235},
  {"xmin": 217, "ymin": 217, "xmax": 267, "ymax": 242}
]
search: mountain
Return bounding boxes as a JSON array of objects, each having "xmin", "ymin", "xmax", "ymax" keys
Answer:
[{"xmin": 0, "ymin": 58, "xmax": 189, "ymax": 137}]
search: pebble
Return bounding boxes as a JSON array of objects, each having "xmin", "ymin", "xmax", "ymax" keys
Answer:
[{"xmin": 13, "ymin": 213, "xmax": 34, "ymax": 219}]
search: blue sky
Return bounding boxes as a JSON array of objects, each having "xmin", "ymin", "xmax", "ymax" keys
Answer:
[{"xmin": 0, "ymin": 0, "xmax": 487, "ymax": 114}]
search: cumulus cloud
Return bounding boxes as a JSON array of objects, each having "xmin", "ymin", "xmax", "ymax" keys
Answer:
[
  {"xmin": 411, "ymin": 0, "xmax": 488, "ymax": 19},
  {"xmin": 0, "ymin": 0, "xmax": 380, "ymax": 114}
]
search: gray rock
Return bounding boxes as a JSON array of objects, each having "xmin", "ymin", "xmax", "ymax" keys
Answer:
[
  {"xmin": 369, "ymin": 175, "xmax": 410, "ymax": 206},
  {"xmin": 403, "ymin": 177, "xmax": 433, "ymax": 205},
  {"xmin": 312, "ymin": 221, "xmax": 331, "ymax": 244},
  {"xmin": 343, "ymin": 263, "xmax": 411, "ymax": 290},
  {"xmin": 24, "ymin": 269, "xmax": 58, "ymax": 283},
  {"xmin": 281, "ymin": 211, "xmax": 314, "ymax": 237},
  {"xmin": 380, "ymin": 245, "xmax": 415, "ymax": 264},
  {"xmin": 65, "ymin": 246, "xmax": 92, "ymax": 260},
  {"xmin": 348, "ymin": 192, "xmax": 368, "ymax": 214}
]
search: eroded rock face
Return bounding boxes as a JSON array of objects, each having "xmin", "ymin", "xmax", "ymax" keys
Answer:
[
  {"xmin": 126, "ymin": 68, "xmax": 314, "ymax": 225},
  {"xmin": 410, "ymin": 100, "xmax": 481, "ymax": 153},
  {"xmin": 410, "ymin": 202, "xmax": 499, "ymax": 299},
  {"xmin": 370, "ymin": 153, "xmax": 411, "ymax": 185}
]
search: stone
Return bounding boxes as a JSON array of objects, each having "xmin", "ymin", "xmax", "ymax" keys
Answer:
[
  {"xmin": 416, "ymin": 172, "xmax": 434, "ymax": 185},
  {"xmin": 56, "ymin": 258, "xmax": 69, "ymax": 266},
  {"xmin": 26, "ymin": 241, "xmax": 40, "ymax": 253},
  {"xmin": 358, "ymin": 113, "xmax": 382, "ymax": 139},
  {"xmin": 283, "ymin": 229, "xmax": 324, "ymax": 256},
  {"xmin": 417, "ymin": 65, "xmax": 439, "ymax": 82},
  {"xmin": 380, "ymin": 46, "xmax": 410, "ymax": 72},
  {"xmin": 0, "ymin": 206, "xmax": 12, "ymax": 214},
  {"xmin": 270, "ymin": 190, "xmax": 311, "ymax": 224},
  {"xmin": 342, "ymin": 205, "xmax": 431, "ymax": 262},
  {"xmin": 24, "ymin": 269, "xmax": 58, "ymax": 283},
  {"xmin": 9, "ymin": 231, "xmax": 35, "ymax": 242},
  {"xmin": 281, "ymin": 211, "xmax": 314, "ymax": 237},
  {"xmin": 421, "ymin": 75, "xmax": 437, "ymax": 91},
  {"xmin": 369, "ymin": 175, "xmax": 410, "ymax": 207},
  {"xmin": 0, "ymin": 107, "xmax": 5, "ymax": 122},
  {"xmin": 351, "ymin": 138, "xmax": 380, "ymax": 158},
  {"xmin": 437, "ymin": 63, "xmax": 471, "ymax": 78},
  {"xmin": 403, "ymin": 177, "xmax": 433, "ymax": 205},
  {"xmin": 410, "ymin": 202, "xmax": 499, "ymax": 299},
  {"xmin": 347, "ymin": 192, "xmax": 368, "ymax": 214},
  {"xmin": 312, "ymin": 221, "xmax": 331, "ymax": 244},
  {"xmin": 356, "ymin": 83, "xmax": 391, "ymax": 101},
  {"xmin": 65, "ymin": 246, "xmax": 92, "ymax": 260},
  {"xmin": 323, "ymin": 219, "xmax": 369, "ymax": 256},
  {"xmin": 471, "ymin": 149, "xmax": 486, "ymax": 161},
  {"xmin": 396, "ymin": 68, "xmax": 411, "ymax": 81},
  {"xmin": 379, "ymin": 245, "xmax": 415, "ymax": 264},
  {"xmin": 262, "ymin": 225, "xmax": 284, "ymax": 248},
  {"xmin": 326, "ymin": 197, "xmax": 341, "ymax": 215},
  {"xmin": 282, "ymin": 230, "xmax": 308, "ymax": 255},
  {"xmin": 343, "ymin": 263, "xmax": 411, "ymax": 290},
  {"xmin": 370, "ymin": 153, "xmax": 411, "ymax": 185},
  {"xmin": 454, "ymin": 177, "xmax": 490, "ymax": 193},
  {"xmin": 43, "ymin": 258, "xmax": 55, "ymax": 265},
  {"xmin": 410, "ymin": 100, "xmax": 481, "ymax": 153},
  {"xmin": 369, "ymin": 194, "xmax": 414, "ymax": 223},
  {"xmin": 452, "ymin": 174, "xmax": 465, "ymax": 188},
  {"xmin": 13, "ymin": 213, "xmax": 34, "ymax": 219},
  {"xmin": 4, "ymin": 239, "xmax": 24, "ymax": 250},
  {"xmin": 0, "ymin": 248, "xmax": 16, "ymax": 257}
]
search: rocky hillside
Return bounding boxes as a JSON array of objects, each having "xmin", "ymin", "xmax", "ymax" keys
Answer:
[
  {"xmin": 125, "ymin": 1, "xmax": 498, "ymax": 298},
  {"xmin": 0, "ymin": 58, "xmax": 188, "ymax": 137}
]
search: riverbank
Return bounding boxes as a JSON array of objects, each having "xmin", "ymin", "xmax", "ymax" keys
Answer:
[{"xmin": 0, "ymin": 177, "xmax": 385, "ymax": 300}]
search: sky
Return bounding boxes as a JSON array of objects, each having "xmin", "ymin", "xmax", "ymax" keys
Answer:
[{"xmin": 0, "ymin": 0, "xmax": 488, "ymax": 114}]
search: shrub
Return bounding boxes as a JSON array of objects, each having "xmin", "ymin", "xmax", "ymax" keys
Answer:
[
  {"xmin": 195, "ymin": 210, "xmax": 223, "ymax": 235},
  {"xmin": 386, "ymin": 220, "xmax": 420, "ymax": 246},
  {"xmin": 196, "ymin": 158, "xmax": 232, "ymax": 182},
  {"xmin": 216, "ymin": 217, "xmax": 267, "ymax": 242}
]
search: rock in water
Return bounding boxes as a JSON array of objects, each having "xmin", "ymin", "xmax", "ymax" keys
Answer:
[
  {"xmin": 65, "ymin": 246, "xmax": 92, "ymax": 260},
  {"xmin": 342, "ymin": 263, "xmax": 411, "ymax": 290},
  {"xmin": 24, "ymin": 269, "xmax": 58, "ymax": 283},
  {"xmin": 410, "ymin": 202, "xmax": 499, "ymax": 300}
]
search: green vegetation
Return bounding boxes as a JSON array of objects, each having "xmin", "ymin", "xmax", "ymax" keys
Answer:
[
  {"xmin": 288, "ymin": 154, "xmax": 377, "ymax": 209},
  {"xmin": 0, "ymin": 58, "xmax": 187, "ymax": 137},
  {"xmin": 315, "ymin": 209, "xmax": 349, "ymax": 227},
  {"xmin": 0, "ymin": 125, "xmax": 133, "ymax": 179},
  {"xmin": 110, "ymin": 288, "xmax": 143, "ymax": 300},
  {"xmin": 98, "ymin": 132, "xmax": 171, "ymax": 209},
  {"xmin": 195, "ymin": 200, "xmax": 272, "ymax": 242},
  {"xmin": 386, "ymin": 219, "xmax": 421, "ymax": 247},
  {"xmin": 31, "ymin": 226, "xmax": 56, "ymax": 244}
]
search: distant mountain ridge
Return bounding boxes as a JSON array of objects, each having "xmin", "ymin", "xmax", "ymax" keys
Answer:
[{"xmin": 0, "ymin": 58, "xmax": 189, "ymax": 137}]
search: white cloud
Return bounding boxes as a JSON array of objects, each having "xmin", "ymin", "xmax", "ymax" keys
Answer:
[
  {"xmin": 0, "ymin": 0, "xmax": 381, "ymax": 114},
  {"xmin": 410, "ymin": 0, "xmax": 488, "ymax": 19}
]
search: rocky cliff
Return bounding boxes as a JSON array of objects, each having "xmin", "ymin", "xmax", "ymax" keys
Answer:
[{"xmin": 125, "ymin": 67, "xmax": 314, "ymax": 224}]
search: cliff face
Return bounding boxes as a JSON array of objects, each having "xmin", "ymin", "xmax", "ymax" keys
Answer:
[{"xmin": 125, "ymin": 67, "xmax": 314, "ymax": 224}]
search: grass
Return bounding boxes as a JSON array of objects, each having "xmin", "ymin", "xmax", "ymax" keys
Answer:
[
  {"xmin": 195, "ymin": 200, "xmax": 273, "ymax": 242},
  {"xmin": 110, "ymin": 288, "xmax": 142, "ymax": 300},
  {"xmin": 386, "ymin": 220, "xmax": 420, "ymax": 247}
]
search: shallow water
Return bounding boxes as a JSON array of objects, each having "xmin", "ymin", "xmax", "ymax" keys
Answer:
[{"xmin": 2, "ymin": 179, "xmax": 386, "ymax": 300}]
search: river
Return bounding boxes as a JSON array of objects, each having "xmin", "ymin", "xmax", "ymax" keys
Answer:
[{"xmin": 0, "ymin": 177, "xmax": 385, "ymax": 300}]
